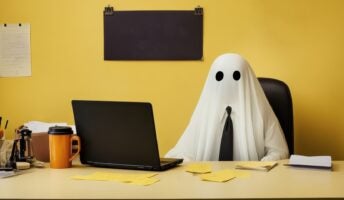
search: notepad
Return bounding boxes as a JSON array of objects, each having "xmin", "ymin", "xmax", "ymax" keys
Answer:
[
  {"xmin": 235, "ymin": 161, "xmax": 278, "ymax": 171},
  {"xmin": 287, "ymin": 155, "xmax": 332, "ymax": 169}
]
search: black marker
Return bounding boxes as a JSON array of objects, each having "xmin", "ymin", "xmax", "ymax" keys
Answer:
[{"xmin": 5, "ymin": 120, "xmax": 8, "ymax": 129}]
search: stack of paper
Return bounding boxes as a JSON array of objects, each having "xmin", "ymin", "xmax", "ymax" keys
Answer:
[
  {"xmin": 24, "ymin": 121, "xmax": 76, "ymax": 133},
  {"xmin": 287, "ymin": 155, "xmax": 332, "ymax": 169},
  {"xmin": 235, "ymin": 161, "xmax": 278, "ymax": 171}
]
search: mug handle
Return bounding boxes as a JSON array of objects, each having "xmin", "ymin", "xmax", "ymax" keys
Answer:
[{"xmin": 69, "ymin": 135, "xmax": 81, "ymax": 162}]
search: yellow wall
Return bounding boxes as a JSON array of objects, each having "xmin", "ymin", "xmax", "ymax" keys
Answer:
[{"xmin": 1, "ymin": 0, "xmax": 343, "ymax": 159}]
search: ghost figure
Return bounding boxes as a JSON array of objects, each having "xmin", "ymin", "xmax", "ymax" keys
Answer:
[{"xmin": 166, "ymin": 53, "xmax": 289, "ymax": 161}]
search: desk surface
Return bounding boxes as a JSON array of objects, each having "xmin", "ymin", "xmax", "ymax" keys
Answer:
[{"xmin": 1, "ymin": 160, "xmax": 343, "ymax": 199}]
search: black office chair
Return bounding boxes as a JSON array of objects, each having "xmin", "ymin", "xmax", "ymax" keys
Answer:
[{"xmin": 258, "ymin": 77, "xmax": 294, "ymax": 154}]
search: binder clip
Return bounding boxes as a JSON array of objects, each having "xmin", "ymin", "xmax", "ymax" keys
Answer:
[
  {"xmin": 194, "ymin": 6, "xmax": 203, "ymax": 16},
  {"xmin": 104, "ymin": 5, "xmax": 114, "ymax": 16}
]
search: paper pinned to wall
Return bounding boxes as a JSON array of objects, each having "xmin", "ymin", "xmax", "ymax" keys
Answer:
[{"xmin": 0, "ymin": 23, "xmax": 31, "ymax": 77}]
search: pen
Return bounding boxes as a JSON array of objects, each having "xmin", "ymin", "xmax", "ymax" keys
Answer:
[{"xmin": 5, "ymin": 120, "xmax": 8, "ymax": 129}]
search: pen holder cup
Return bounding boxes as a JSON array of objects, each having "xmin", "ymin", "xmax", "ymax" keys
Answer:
[{"xmin": 48, "ymin": 126, "xmax": 80, "ymax": 169}]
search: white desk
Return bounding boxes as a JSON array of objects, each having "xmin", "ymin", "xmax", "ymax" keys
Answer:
[{"xmin": 1, "ymin": 160, "xmax": 343, "ymax": 199}]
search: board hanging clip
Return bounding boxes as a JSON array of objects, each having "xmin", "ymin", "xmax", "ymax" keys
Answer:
[
  {"xmin": 194, "ymin": 6, "xmax": 203, "ymax": 15},
  {"xmin": 104, "ymin": 5, "xmax": 114, "ymax": 16}
]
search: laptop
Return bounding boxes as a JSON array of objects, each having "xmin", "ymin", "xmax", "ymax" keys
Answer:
[{"xmin": 71, "ymin": 100, "xmax": 183, "ymax": 171}]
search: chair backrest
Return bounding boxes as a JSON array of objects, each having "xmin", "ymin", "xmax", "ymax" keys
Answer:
[{"xmin": 258, "ymin": 77, "xmax": 294, "ymax": 154}]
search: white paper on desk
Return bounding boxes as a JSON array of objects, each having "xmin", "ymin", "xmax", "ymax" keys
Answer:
[
  {"xmin": 0, "ymin": 23, "xmax": 31, "ymax": 77},
  {"xmin": 24, "ymin": 121, "xmax": 67, "ymax": 133},
  {"xmin": 0, "ymin": 170, "xmax": 26, "ymax": 178},
  {"xmin": 288, "ymin": 155, "xmax": 332, "ymax": 168}
]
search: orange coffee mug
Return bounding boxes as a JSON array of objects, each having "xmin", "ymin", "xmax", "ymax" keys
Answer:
[{"xmin": 48, "ymin": 126, "xmax": 80, "ymax": 168}]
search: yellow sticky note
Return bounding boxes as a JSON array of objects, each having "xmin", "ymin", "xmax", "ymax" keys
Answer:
[
  {"xmin": 232, "ymin": 169, "xmax": 251, "ymax": 178},
  {"xmin": 111, "ymin": 174, "xmax": 135, "ymax": 182},
  {"xmin": 131, "ymin": 177, "xmax": 160, "ymax": 186},
  {"xmin": 72, "ymin": 172, "xmax": 111, "ymax": 181},
  {"xmin": 235, "ymin": 161, "xmax": 277, "ymax": 171},
  {"xmin": 200, "ymin": 169, "xmax": 236, "ymax": 182},
  {"xmin": 114, "ymin": 173, "xmax": 159, "ymax": 185},
  {"xmin": 71, "ymin": 175, "xmax": 90, "ymax": 180},
  {"xmin": 115, "ymin": 173, "xmax": 158, "ymax": 183},
  {"xmin": 102, "ymin": 172, "xmax": 123, "ymax": 180},
  {"xmin": 72, "ymin": 172, "xmax": 159, "ymax": 186},
  {"xmin": 185, "ymin": 163, "xmax": 212, "ymax": 174},
  {"xmin": 135, "ymin": 173, "xmax": 158, "ymax": 179}
]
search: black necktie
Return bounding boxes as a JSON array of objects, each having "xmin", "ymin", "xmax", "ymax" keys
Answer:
[{"xmin": 219, "ymin": 106, "xmax": 233, "ymax": 161}]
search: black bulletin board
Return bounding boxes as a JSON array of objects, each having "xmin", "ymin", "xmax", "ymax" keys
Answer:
[{"xmin": 104, "ymin": 6, "xmax": 203, "ymax": 60}]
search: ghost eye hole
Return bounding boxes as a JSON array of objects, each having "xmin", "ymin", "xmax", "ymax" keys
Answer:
[
  {"xmin": 215, "ymin": 71, "xmax": 224, "ymax": 81},
  {"xmin": 233, "ymin": 71, "xmax": 241, "ymax": 81}
]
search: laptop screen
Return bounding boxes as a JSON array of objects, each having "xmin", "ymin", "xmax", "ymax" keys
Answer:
[{"xmin": 72, "ymin": 100, "xmax": 162, "ymax": 168}]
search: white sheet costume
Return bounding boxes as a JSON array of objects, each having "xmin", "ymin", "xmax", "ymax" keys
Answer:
[{"xmin": 166, "ymin": 53, "xmax": 289, "ymax": 161}]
